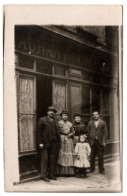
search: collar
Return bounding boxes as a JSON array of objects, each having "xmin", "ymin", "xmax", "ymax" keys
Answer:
[{"xmin": 46, "ymin": 116, "xmax": 55, "ymax": 122}]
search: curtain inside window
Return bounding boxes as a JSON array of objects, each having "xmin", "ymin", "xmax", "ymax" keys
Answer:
[{"xmin": 19, "ymin": 76, "xmax": 35, "ymax": 152}]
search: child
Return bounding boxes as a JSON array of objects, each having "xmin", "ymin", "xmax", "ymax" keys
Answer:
[{"xmin": 74, "ymin": 134, "xmax": 91, "ymax": 178}]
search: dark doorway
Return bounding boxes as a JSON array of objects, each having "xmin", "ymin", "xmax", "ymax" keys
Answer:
[{"xmin": 37, "ymin": 76, "xmax": 52, "ymax": 122}]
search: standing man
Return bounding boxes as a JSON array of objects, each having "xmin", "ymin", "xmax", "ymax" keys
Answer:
[
  {"xmin": 87, "ymin": 111, "xmax": 108, "ymax": 174},
  {"xmin": 37, "ymin": 106, "xmax": 61, "ymax": 182}
]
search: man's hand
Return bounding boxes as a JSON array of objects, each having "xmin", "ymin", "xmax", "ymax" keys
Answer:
[
  {"xmin": 87, "ymin": 154, "xmax": 90, "ymax": 160},
  {"xmin": 67, "ymin": 134, "xmax": 71, "ymax": 139},
  {"xmin": 39, "ymin": 144, "xmax": 44, "ymax": 149},
  {"xmin": 103, "ymin": 143, "xmax": 106, "ymax": 147},
  {"xmin": 76, "ymin": 155, "xmax": 80, "ymax": 160}
]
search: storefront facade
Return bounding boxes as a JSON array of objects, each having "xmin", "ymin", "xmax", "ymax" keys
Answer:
[{"xmin": 15, "ymin": 25, "xmax": 120, "ymax": 182}]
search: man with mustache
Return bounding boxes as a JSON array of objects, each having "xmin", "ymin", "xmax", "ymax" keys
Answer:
[{"xmin": 37, "ymin": 106, "xmax": 61, "ymax": 182}]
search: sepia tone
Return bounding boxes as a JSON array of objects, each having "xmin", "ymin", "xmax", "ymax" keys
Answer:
[
  {"xmin": 4, "ymin": 5, "xmax": 122, "ymax": 192},
  {"xmin": 12, "ymin": 25, "xmax": 121, "ymax": 191}
]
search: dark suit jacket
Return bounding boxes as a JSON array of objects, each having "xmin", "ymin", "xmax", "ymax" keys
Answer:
[
  {"xmin": 87, "ymin": 119, "xmax": 108, "ymax": 146},
  {"xmin": 37, "ymin": 116, "xmax": 61, "ymax": 148}
]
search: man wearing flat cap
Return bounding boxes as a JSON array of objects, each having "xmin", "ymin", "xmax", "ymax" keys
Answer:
[{"xmin": 37, "ymin": 106, "xmax": 61, "ymax": 182}]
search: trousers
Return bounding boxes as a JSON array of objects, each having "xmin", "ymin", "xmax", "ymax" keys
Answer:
[
  {"xmin": 40, "ymin": 140, "xmax": 58, "ymax": 178},
  {"xmin": 90, "ymin": 139, "xmax": 104, "ymax": 172}
]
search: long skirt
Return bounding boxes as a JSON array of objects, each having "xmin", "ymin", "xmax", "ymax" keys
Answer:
[{"xmin": 57, "ymin": 135, "xmax": 75, "ymax": 175}]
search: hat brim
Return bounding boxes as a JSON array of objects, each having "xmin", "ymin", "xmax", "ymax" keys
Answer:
[
  {"xmin": 60, "ymin": 112, "xmax": 69, "ymax": 116},
  {"xmin": 73, "ymin": 114, "xmax": 82, "ymax": 118},
  {"xmin": 47, "ymin": 109, "xmax": 57, "ymax": 113}
]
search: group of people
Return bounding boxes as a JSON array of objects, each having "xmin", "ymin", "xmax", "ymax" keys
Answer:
[{"xmin": 37, "ymin": 106, "xmax": 108, "ymax": 182}]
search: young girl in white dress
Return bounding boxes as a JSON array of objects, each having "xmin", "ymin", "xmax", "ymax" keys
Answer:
[{"xmin": 74, "ymin": 134, "xmax": 91, "ymax": 178}]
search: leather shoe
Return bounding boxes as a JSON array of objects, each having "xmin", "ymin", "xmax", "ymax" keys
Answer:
[
  {"xmin": 90, "ymin": 169, "xmax": 95, "ymax": 173},
  {"xmin": 99, "ymin": 171, "xmax": 105, "ymax": 174},
  {"xmin": 40, "ymin": 177, "xmax": 50, "ymax": 182},
  {"xmin": 49, "ymin": 176, "xmax": 57, "ymax": 180}
]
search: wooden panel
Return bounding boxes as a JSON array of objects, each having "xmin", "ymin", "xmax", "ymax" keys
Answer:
[
  {"xmin": 103, "ymin": 115, "xmax": 110, "ymax": 140},
  {"xmin": 70, "ymin": 83, "xmax": 82, "ymax": 116},
  {"xmin": 53, "ymin": 81, "xmax": 66, "ymax": 114},
  {"xmin": 70, "ymin": 68, "xmax": 82, "ymax": 77},
  {"xmin": 82, "ymin": 86, "xmax": 90, "ymax": 114},
  {"xmin": 103, "ymin": 90, "xmax": 110, "ymax": 114}
]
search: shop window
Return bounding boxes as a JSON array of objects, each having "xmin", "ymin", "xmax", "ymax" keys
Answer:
[
  {"xmin": 19, "ymin": 75, "xmax": 36, "ymax": 152},
  {"xmin": 36, "ymin": 60, "xmax": 52, "ymax": 74},
  {"xmin": 18, "ymin": 55, "xmax": 34, "ymax": 69},
  {"xmin": 54, "ymin": 65, "xmax": 66, "ymax": 76}
]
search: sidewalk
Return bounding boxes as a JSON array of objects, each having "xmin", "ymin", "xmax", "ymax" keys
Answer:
[{"xmin": 13, "ymin": 160, "xmax": 121, "ymax": 193}]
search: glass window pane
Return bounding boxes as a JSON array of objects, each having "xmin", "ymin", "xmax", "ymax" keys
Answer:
[
  {"xmin": 19, "ymin": 76, "xmax": 34, "ymax": 113},
  {"xmin": 71, "ymin": 84, "xmax": 82, "ymax": 115},
  {"xmin": 53, "ymin": 81, "xmax": 66, "ymax": 114},
  {"xmin": 19, "ymin": 55, "xmax": 34, "ymax": 69},
  {"xmin": 54, "ymin": 65, "xmax": 66, "ymax": 76},
  {"xmin": 19, "ymin": 114, "xmax": 36, "ymax": 152},
  {"xmin": 70, "ymin": 69, "xmax": 81, "ymax": 77},
  {"xmin": 19, "ymin": 75, "xmax": 36, "ymax": 152},
  {"xmin": 36, "ymin": 60, "xmax": 52, "ymax": 74}
]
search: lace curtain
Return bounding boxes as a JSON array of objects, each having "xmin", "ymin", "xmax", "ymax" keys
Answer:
[
  {"xmin": 53, "ymin": 81, "xmax": 66, "ymax": 115},
  {"xmin": 19, "ymin": 76, "xmax": 36, "ymax": 152}
]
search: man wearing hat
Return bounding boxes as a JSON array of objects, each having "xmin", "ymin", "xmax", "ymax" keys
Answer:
[{"xmin": 37, "ymin": 106, "xmax": 61, "ymax": 182}]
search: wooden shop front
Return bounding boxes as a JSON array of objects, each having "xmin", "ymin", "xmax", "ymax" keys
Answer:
[{"xmin": 15, "ymin": 25, "xmax": 119, "ymax": 182}]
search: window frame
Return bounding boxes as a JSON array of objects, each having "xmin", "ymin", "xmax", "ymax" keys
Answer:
[{"xmin": 17, "ymin": 72, "xmax": 37, "ymax": 155}]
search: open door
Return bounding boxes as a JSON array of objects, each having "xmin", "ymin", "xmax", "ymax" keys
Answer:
[{"xmin": 37, "ymin": 76, "xmax": 52, "ymax": 121}]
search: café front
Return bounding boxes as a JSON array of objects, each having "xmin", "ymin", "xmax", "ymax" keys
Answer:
[{"xmin": 14, "ymin": 25, "xmax": 120, "ymax": 182}]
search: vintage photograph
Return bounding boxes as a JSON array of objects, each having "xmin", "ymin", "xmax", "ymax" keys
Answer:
[{"xmin": 4, "ymin": 5, "xmax": 122, "ymax": 193}]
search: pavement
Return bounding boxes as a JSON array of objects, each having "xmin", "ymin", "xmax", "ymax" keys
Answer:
[{"xmin": 13, "ymin": 160, "xmax": 122, "ymax": 193}]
